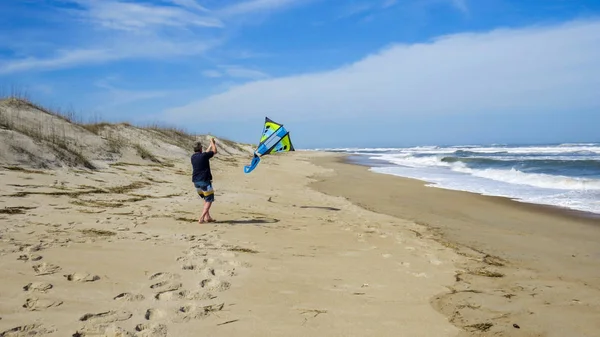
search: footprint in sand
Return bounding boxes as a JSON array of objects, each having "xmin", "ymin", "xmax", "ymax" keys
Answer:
[
  {"xmin": 148, "ymin": 272, "xmax": 180, "ymax": 281},
  {"xmin": 155, "ymin": 290, "xmax": 216, "ymax": 301},
  {"xmin": 22, "ymin": 243, "xmax": 49, "ymax": 253},
  {"xmin": 199, "ymin": 278, "xmax": 231, "ymax": 292},
  {"xmin": 149, "ymin": 272, "xmax": 182, "ymax": 293},
  {"xmin": 181, "ymin": 263, "xmax": 197, "ymax": 271},
  {"xmin": 17, "ymin": 254, "xmax": 42, "ymax": 261},
  {"xmin": 113, "ymin": 292, "xmax": 145, "ymax": 302},
  {"xmin": 150, "ymin": 280, "xmax": 182, "ymax": 293},
  {"xmin": 23, "ymin": 282, "xmax": 53, "ymax": 293},
  {"xmin": 32, "ymin": 262, "xmax": 61, "ymax": 276},
  {"xmin": 23, "ymin": 297, "xmax": 63, "ymax": 311},
  {"xmin": 73, "ymin": 325, "xmax": 133, "ymax": 337},
  {"xmin": 135, "ymin": 323, "xmax": 168, "ymax": 337},
  {"xmin": 145, "ymin": 309, "xmax": 168, "ymax": 321},
  {"xmin": 199, "ymin": 266, "xmax": 236, "ymax": 278},
  {"xmin": 64, "ymin": 273, "xmax": 100, "ymax": 282},
  {"xmin": 1, "ymin": 324, "xmax": 56, "ymax": 336},
  {"xmin": 174, "ymin": 303, "xmax": 224, "ymax": 323},
  {"xmin": 79, "ymin": 310, "xmax": 133, "ymax": 324}
]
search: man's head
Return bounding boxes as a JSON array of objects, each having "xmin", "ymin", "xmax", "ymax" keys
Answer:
[{"xmin": 193, "ymin": 142, "xmax": 202, "ymax": 153}]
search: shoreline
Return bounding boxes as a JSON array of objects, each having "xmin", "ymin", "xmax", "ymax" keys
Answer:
[
  {"xmin": 309, "ymin": 152, "xmax": 600, "ymax": 337},
  {"xmin": 344, "ymin": 153, "xmax": 600, "ymax": 221}
]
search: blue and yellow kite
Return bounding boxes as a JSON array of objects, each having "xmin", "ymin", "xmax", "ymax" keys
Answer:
[{"xmin": 244, "ymin": 117, "xmax": 295, "ymax": 174}]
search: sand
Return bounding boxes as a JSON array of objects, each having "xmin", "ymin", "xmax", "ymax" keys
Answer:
[
  {"xmin": 2, "ymin": 149, "xmax": 598, "ymax": 337},
  {"xmin": 0, "ymin": 151, "xmax": 460, "ymax": 336},
  {"xmin": 311, "ymin": 154, "xmax": 600, "ymax": 337}
]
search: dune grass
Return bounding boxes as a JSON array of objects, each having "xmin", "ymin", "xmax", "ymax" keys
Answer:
[{"xmin": 1, "ymin": 85, "xmax": 249, "ymax": 169}]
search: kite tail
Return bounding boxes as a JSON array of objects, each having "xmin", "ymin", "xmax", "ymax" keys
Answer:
[{"xmin": 244, "ymin": 155, "xmax": 261, "ymax": 174}]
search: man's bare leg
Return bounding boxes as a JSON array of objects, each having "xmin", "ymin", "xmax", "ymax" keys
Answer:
[{"xmin": 199, "ymin": 201, "xmax": 213, "ymax": 223}]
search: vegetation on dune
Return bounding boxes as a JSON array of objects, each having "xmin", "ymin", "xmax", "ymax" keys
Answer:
[{"xmin": 0, "ymin": 85, "xmax": 248, "ymax": 169}]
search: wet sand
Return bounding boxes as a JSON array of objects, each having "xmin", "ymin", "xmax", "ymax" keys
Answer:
[{"xmin": 310, "ymin": 154, "xmax": 600, "ymax": 337}]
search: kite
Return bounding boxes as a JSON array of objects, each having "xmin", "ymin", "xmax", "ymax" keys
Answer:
[{"xmin": 244, "ymin": 117, "xmax": 295, "ymax": 174}]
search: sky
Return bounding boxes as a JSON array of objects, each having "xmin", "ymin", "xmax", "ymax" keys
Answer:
[{"xmin": 1, "ymin": 0, "xmax": 600, "ymax": 149}]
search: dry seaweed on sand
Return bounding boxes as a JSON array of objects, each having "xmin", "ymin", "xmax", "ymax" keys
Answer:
[
  {"xmin": 465, "ymin": 322, "xmax": 493, "ymax": 332},
  {"xmin": 217, "ymin": 319, "xmax": 240, "ymax": 326},
  {"xmin": 482, "ymin": 254, "xmax": 506, "ymax": 266},
  {"xmin": 227, "ymin": 246, "xmax": 259, "ymax": 254},
  {"xmin": 299, "ymin": 309, "xmax": 328, "ymax": 317},
  {"xmin": 79, "ymin": 229, "xmax": 116, "ymax": 237},
  {"xmin": 0, "ymin": 206, "xmax": 36, "ymax": 214},
  {"xmin": 1, "ymin": 166, "xmax": 50, "ymax": 174},
  {"xmin": 105, "ymin": 181, "xmax": 149, "ymax": 194},
  {"xmin": 470, "ymin": 268, "xmax": 504, "ymax": 278}
]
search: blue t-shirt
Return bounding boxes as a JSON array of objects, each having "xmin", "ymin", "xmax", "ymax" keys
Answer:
[{"xmin": 191, "ymin": 151, "xmax": 214, "ymax": 182}]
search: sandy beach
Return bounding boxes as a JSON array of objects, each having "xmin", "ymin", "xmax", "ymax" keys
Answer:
[
  {"xmin": 1, "ymin": 149, "xmax": 462, "ymax": 336},
  {"xmin": 1, "ymin": 145, "xmax": 599, "ymax": 336},
  {"xmin": 312, "ymin": 154, "xmax": 600, "ymax": 337}
]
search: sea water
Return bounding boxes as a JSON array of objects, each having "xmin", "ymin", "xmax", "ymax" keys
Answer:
[{"xmin": 318, "ymin": 143, "xmax": 600, "ymax": 215}]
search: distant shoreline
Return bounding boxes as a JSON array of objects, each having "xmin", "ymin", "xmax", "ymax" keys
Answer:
[{"xmin": 341, "ymin": 152, "xmax": 600, "ymax": 220}]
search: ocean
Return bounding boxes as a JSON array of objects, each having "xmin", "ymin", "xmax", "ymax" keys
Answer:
[{"xmin": 319, "ymin": 143, "xmax": 600, "ymax": 215}]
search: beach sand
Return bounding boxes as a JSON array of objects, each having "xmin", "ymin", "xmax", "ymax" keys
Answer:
[
  {"xmin": 1, "ymin": 150, "xmax": 598, "ymax": 336},
  {"xmin": 311, "ymin": 154, "xmax": 600, "ymax": 337},
  {"xmin": 1, "ymin": 151, "xmax": 460, "ymax": 336}
]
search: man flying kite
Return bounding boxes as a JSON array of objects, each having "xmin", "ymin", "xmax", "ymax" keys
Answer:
[{"xmin": 191, "ymin": 138, "xmax": 217, "ymax": 223}]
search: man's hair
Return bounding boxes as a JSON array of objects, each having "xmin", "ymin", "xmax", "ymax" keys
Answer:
[{"xmin": 193, "ymin": 142, "xmax": 202, "ymax": 152}]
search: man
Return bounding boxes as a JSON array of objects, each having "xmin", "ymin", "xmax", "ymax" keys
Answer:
[{"xmin": 191, "ymin": 138, "xmax": 217, "ymax": 223}]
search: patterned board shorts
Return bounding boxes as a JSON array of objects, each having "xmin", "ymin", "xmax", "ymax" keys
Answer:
[{"xmin": 194, "ymin": 181, "xmax": 214, "ymax": 202}]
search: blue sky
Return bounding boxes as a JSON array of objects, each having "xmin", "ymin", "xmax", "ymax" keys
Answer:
[{"xmin": 1, "ymin": 0, "xmax": 600, "ymax": 149}]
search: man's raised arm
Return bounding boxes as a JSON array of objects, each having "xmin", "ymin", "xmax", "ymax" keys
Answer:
[{"xmin": 210, "ymin": 138, "xmax": 217, "ymax": 155}]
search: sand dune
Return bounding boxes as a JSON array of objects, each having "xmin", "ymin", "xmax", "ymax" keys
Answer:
[{"xmin": 0, "ymin": 97, "xmax": 253, "ymax": 170}]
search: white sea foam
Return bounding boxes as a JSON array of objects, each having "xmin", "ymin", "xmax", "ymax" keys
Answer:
[
  {"xmin": 370, "ymin": 166, "xmax": 600, "ymax": 214},
  {"xmin": 332, "ymin": 143, "xmax": 600, "ymax": 214},
  {"xmin": 452, "ymin": 167, "xmax": 600, "ymax": 190}
]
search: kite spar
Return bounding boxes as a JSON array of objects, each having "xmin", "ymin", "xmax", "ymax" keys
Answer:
[{"xmin": 244, "ymin": 117, "xmax": 295, "ymax": 174}]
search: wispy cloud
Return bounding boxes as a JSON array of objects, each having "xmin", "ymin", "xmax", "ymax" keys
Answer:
[
  {"xmin": 67, "ymin": 0, "xmax": 223, "ymax": 31},
  {"xmin": 337, "ymin": 3, "xmax": 374, "ymax": 19},
  {"xmin": 66, "ymin": 0, "xmax": 309, "ymax": 30},
  {"xmin": 0, "ymin": 0, "xmax": 305, "ymax": 75},
  {"xmin": 164, "ymin": 20, "xmax": 600, "ymax": 125},
  {"xmin": 202, "ymin": 65, "xmax": 270, "ymax": 80},
  {"xmin": 220, "ymin": 65, "xmax": 270, "ymax": 79},
  {"xmin": 167, "ymin": 0, "xmax": 210, "ymax": 12},
  {"xmin": 0, "ymin": 38, "xmax": 218, "ymax": 74},
  {"xmin": 218, "ymin": 0, "xmax": 309, "ymax": 17}
]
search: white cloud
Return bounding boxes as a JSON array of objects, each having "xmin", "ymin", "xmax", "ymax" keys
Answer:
[
  {"xmin": 0, "ymin": 49, "xmax": 113, "ymax": 74},
  {"xmin": 218, "ymin": 0, "xmax": 311, "ymax": 17},
  {"xmin": 164, "ymin": 19, "xmax": 600, "ymax": 124},
  {"xmin": 0, "ymin": 38, "xmax": 218, "ymax": 74},
  {"xmin": 220, "ymin": 65, "xmax": 270, "ymax": 79},
  {"xmin": 202, "ymin": 66, "xmax": 269, "ymax": 79},
  {"xmin": 68, "ymin": 0, "xmax": 223, "ymax": 31},
  {"xmin": 0, "ymin": 0, "xmax": 310, "ymax": 75},
  {"xmin": 167, "ymin": 0, "xmax": 210, "ymax": 12},
  {"xmin": 337, "ymin": 3, "xmax": 373, "ymax": 19}
]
